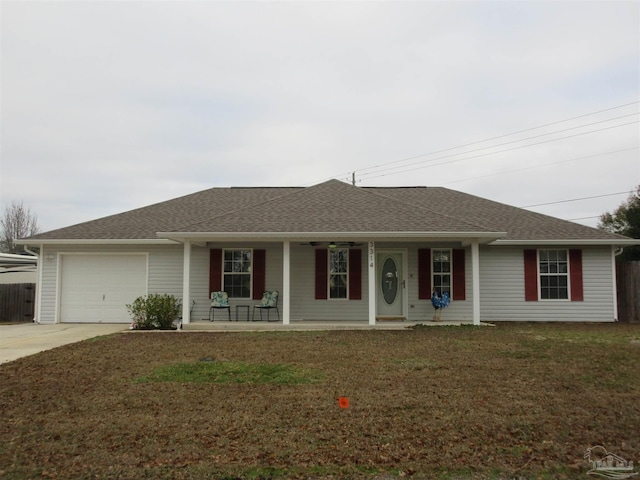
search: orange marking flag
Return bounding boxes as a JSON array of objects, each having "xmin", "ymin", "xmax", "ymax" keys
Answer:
[{"xmin": 338, "ymin": 397, "xmax": 349, "ymax": 409}]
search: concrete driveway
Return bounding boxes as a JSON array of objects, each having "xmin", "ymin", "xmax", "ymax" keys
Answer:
[{"xmin": 0, "ymin": 323, "xmax": 127, "ymax": 364}]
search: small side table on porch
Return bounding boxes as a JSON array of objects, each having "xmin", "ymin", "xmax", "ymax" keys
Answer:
[{"xmin": 235, "ymin": 305, "xmax": 251, "ymax": 322}]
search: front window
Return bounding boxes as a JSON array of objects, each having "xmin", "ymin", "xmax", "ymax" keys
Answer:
[
  {"xmin": 539, "ymin": 249, "xmax": 568, "ymax": 300},
  {"xmin": 223, "ymin": 249, "xmax": 252, "ymax": 298},
  {"xmin": 432, "ymin": 249, "xmax": 451, "ymax": 296},
  {"xmin": 329, "ymin": 249, "xmax": 348, "ymax": 299}
]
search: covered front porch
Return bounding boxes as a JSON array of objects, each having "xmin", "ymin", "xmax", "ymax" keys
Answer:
[
  {"xmin": 181, "ymin": 319, "xmax": 482, "ymax": 331},
  {"xmin": 168, "ymin": 234, "xmax": 498, "ymax": 328}
]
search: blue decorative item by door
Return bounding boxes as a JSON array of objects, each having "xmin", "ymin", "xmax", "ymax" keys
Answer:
[{"xmin": 431, "ymin": 290, "xmax": 450, "ymax": 321}]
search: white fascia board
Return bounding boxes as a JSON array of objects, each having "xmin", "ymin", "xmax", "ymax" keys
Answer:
[
  {"xmin": 0, "ymin": 252, "xmax": 38, "ymax": 262},
  {"xmin": 492, "ymin": 239, "xmax": 640, "ymax": 246},
  {"xmin": 157, "ymin": 231, "xmax": 508, "ymax": 244},
  {"xmin": 15, "ymin": 238, "xmax": 179, "ymax": 246}
]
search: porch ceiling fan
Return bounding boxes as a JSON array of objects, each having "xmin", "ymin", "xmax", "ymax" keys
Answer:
[{"xmin": 299, "ymin": 241, "xmax": 364, "ymax": 248}]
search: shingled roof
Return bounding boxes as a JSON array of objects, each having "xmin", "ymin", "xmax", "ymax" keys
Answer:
[
  {"xmin": 164, "ymin": 179, "xmax": 497, "ymax": 235},
  {"xmin": 23, "ymin": 179, "xmax": 632, "ymax": 244},
  {"xmin": 25, "ymin": 186, "xmax": 299, "ymax": 241},
  {"xmin": 371, "ymin": 186, "xmax": 629, "ymax": 242}
]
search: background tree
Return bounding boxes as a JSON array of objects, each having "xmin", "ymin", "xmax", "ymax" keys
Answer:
[
  {"xmin": 598, "ymin": 185, "xmax": 640, "ymax": 261},
  {"xmin": 0, "ymin": 201, "xmax": 41, "ymax": 254}
]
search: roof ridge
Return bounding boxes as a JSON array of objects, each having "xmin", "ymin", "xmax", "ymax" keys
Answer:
[
  {"xmin": 168, "ymin": 179, "xmax": 502, "ymax": 235},
  {"xmin": 362, "ymin": 185, "xmax": 500, "ymax": 233},
  {"xmin": 167, "ymin": 182, "xmax": 325, "ymax": 232},
  {"xmin": 24, "ymin": 180, "xmax": 633, "ymax": 242}
]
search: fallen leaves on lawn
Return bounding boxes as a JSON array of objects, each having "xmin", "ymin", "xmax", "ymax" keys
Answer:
[{"xmin": 0, "ymin": 323, "xmax": 639, "ymax": 479}]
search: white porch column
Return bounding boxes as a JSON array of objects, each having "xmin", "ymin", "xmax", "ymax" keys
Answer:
[
  {"xmin": 35, "ymin": 245, "xmax": 43, "ymax": 323},
  {"xmin": 368, "ymin": 241, "xmax": 376, "ymax": 325},
  {"xmin": 181, "ymin": 240, "xmax": 192, "ymax": 324},
  {"xmin": 282, "ymin": 240, "xmax": 291, "ymax": 325},
  {"xmin": 471, "ymin": 240, "xmax": 481, "ymax": 326}
]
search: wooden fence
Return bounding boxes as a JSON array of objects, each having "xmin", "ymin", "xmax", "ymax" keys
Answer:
[
  {"xmin": 0, "ymin": 283, "xmax": 35, "ymax": 323},
  {"xmin": 617, "ymin": 261, "xmax": 640, "ymax": 323}
]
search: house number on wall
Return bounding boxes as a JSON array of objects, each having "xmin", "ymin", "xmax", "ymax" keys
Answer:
[{"xmin": 368, "ymin": 242, "xmax": 375, "ymax": 268}]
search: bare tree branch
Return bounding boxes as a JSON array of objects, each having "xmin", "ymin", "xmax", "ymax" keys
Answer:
[{"xmin": 1, "ymin": 201, "xmax": 41, "ymax": 253}]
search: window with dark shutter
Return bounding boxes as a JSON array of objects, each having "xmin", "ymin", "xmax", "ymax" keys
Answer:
[
  {"xmin": 524, "ymin": 249, "xmax": 583, "ymax": 301},
  {"xmin": 524, "ymin": 250, "xmax": 538, "ymax": 301},
  {"xmin": 209, "ymin": 249, "xmax": 222, "ymax": 295},
  {"xmin": 315, "ymin": 249, "xmax": 328, "ymax": 300},
  {"xmin": 210, "ymin": 248, "xmax": 265, "ymax": 300},
  {"xmin": 418, "ymin": 249, "xmax": 431, "ymax": 299},
  {"xmin": 349, "ymin": 249, "xmax": 362, "ymax": 300},
  {"xmin": 569, "ymin": 249, "xmax": 584, "ymax": 301},
  {"xmin": 252, "ymin": 249, "xmax": 266, "ymax": 300},
  {"xmin": 452, "ymin": 249, "xmax": 466, "ymax": 301}
]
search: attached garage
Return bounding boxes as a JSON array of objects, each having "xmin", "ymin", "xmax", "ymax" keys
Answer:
[{"xmin": 59, "ymin": 254, "xmax": 148, "ymax": 323}]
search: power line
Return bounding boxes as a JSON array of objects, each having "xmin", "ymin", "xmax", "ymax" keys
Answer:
[
  {"xmin": 566, "ymin": 215, "xmax": 601, "ymax": 221},
  {"xmin": 442, "ymin": 146, "xmax": 639, "ymax": 186},
  {"xmin": 521, "ymin": 191, "xmax": 633, "ymax": 209},
  {"xmin": 361, "ymin": 101, "xmax": 640, "ymax": 175},
  {"xmin": 363, "ymin": 120, "xmax": 639, "ymax": 180},
  {"xmin": 312, "ymin": 100, "xmax": 640, "ymax": 185},
  {"xmin": 360, "ymin": 113, "xmax": 638, "ymax": 179}
]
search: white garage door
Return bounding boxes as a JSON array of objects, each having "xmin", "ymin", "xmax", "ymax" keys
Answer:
[{"xmin": 60, "ymin": 254, "xmax": 147, "ymax": 323}]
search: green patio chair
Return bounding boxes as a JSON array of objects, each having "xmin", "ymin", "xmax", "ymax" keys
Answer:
[
  {"xmin": 252, "ymin": 290, "xmax": 279, "ymax": 322},
  {"xmin": 209, "ymin": 291, "xmax": 231, "ymax": 321}
]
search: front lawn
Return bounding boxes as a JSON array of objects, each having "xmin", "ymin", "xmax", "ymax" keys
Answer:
[{"xmin": 1, "ymin": 323, "xmax": 639, "ymax": 479}]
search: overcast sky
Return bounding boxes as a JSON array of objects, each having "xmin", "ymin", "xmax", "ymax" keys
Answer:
[{"xmin": 1, "ymin": 0, "xmax": 639, "ymax": 234}]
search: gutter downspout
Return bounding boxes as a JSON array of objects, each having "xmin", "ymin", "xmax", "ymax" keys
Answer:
[
  {"xmin": 612, "ymin": 247, "xmax": 624, "ymax": 322},
  {"xmin": 23, "ymin": 245, "xmax": 41, "ymax": 324}
]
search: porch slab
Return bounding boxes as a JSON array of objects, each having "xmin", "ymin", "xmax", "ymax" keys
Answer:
[{"xmin": 182, "ymin": 320, "xmax": 480, "ymax": 332}]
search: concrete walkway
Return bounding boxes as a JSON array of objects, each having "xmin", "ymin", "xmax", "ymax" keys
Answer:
[{"xmin": 0, "ymin": 323, "xmax": 127, "ymax": 364}]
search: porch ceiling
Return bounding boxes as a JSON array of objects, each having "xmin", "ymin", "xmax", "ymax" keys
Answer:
[{"xmin": 156, "ymin": 231, "xmax": 507, "ymax": 245}]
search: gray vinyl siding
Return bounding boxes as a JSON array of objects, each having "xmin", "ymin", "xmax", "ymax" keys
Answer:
[
  {"xmin": 289, "ymin": 243, "xmax": 474, "ymax": 322},
  {"xmin": 191, "ymin": 243, "xmax": 284, "ymax": 322},
  {"xmin": 289, "ymin": 246, "xmax": 368, "ymax": 321},
  {"xmin": 148, "ymin": 246, "xmax": 183, "ymax": 297},
  {"xmin": 197, "ymin": 243, "xmax": 434, "ymax": 322},
  {"xmin": 396, "ymin": 243, "xmax": 473, "ymax": 322},
  {"xmin": 38, "ymin": 244, "xmax": 183, "ymax": 324},
  {"xmin": 36, "ymin": 241, "xmax": 617, "ymax": 324},
  {"xmin": 404, "ymin": 245, "xmax": 473, "ymax": 322},
  {"xmin": 189, "ymin": 245, "xmax": 210, "ymax": 322},
  {"xmin": 39, "ymin": 245, "xmax": 58, "ymax": 323},
  {"xmin": 479, "ymin": 245, "xmax": 615, "ymax": 322}
]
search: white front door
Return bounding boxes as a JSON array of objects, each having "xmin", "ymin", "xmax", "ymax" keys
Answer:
[
  {"xmin": 376, "ymin": 251, "xmax": 405, "ymax": 319},
  {"xmin": 59, "ymin": 254, "xmax": 148, "ymax": 323}
]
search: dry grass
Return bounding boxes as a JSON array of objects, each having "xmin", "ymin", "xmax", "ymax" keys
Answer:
[{"xmin": 1, "ymin": 323, "xmax": 639, "ymax": 479}]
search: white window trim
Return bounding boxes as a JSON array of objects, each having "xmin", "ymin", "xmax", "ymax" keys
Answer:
[
  {"xmin": 328, "ymin": 248, "xmax": 349, "ymax": 300},
  {"xmin": 432, "ymin": 248, "xmax": 453, "ymax": 298},
  {"xmin": 537, "ymin": 249, "xmax": 571, "ymax": 302},
  {"xmin": 222, "ymin": 248, "xmax": 253, "ymax": 299}
]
